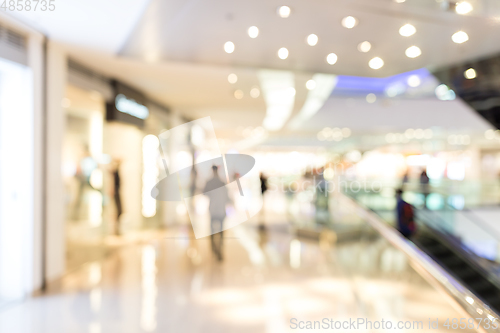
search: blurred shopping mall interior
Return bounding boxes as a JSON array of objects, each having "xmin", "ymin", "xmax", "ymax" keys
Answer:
[{"xmin": 3, "ymin": 0, "xmax": 500, "ymax": 332}]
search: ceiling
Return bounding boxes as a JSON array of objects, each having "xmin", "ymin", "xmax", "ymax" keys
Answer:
[
  {"xmin": 121, "ymin": 0, "xmax": 500, "ymax": 77},
  {"xmin": 6, "ymin": 0, "xmax": 500, "ymax": 149}
]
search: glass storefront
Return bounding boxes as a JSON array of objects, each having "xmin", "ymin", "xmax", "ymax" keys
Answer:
[
  {"xmin": 62, "ymin": 83, "xmax": 173, "ymax": 271},
  {"xmin": 0, "ymin": 56, "xmax": 35, "ymax": 307}
]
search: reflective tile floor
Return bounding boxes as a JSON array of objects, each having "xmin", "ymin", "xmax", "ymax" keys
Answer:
[{"xmin": 0, "ymin": 221, "xmax": 475, "ymax": 333}]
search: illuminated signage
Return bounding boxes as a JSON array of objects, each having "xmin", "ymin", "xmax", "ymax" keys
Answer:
[
  {"xmin": 106, "ymin": 80, "xmax": 148, "ymax": 127},
  {"xmin": 115, "ymin": 94, "xmax": 149, "ymax": 119}
]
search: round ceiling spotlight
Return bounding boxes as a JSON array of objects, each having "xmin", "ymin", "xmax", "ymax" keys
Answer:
[
  {"xmin": 228, "ymin": 73, "xmax": 237, "ymax": 84},
  {"xmin": 306, "ymin": 79, "xmax": 316, "ymax": 90},
  {"xmin": 399, "ymin": 24, "xmax": 416, "ymax": 37},
  {"xmin": 224, "ymin": 41, "xmax": 235, "ymax": 53},
  {"xmin": 405, "ymin": 45, "xmax": 421, "ymax": 58},
  {"xmin": 326, "ymin": 53, "xmax": 338, "ymax": 65},
  {"xmin": 394, "ymin": 0, "xmax": 406, "ymax": 3},
  {"xmin": 358, "ymin": 41, "xmax": 371, "ymax": 53},
  {"xmin": 307, "ymin": 34, "xmax": 318, "ymax": 46},
  {"xmin": 341, "ymin": 16, "xmax": 358, "ymax": 29},
  {"xmin": 234, "ymin": 90, "xmax": 244, "ymax": 99},
  {"xmin": 452, "ymin": 31, "xmax": 469, "ymax": 44},
  {"xmin": 248, "ymin": 26, "xmax": 259, "ymax": 38},
  {"xmin": 278, "ymin": 47, "xmax": 289, "ymax": 59},
  {"xmin": 366, "ymin": 93, "xmax": 377, "ymax": 103},
  {"xmin": 250, "ymin": 87, "xmax": 260, "ymax": 98},
  {"xmin": 369, "ymin": 57, "xmax": 384, "ymax": 69},
  {"xmin": 464, "ymin": 68, "xmax": 476, "ymax": 79},
  {"xmin": 278, "ymin": 6, "xmax": 291, "ymax": 18},
  {"xmin": 407, "ymin": 75, "xmax": 421, "ymax": 87},
  {"xmin": 456, "ymin": 1, "xmax": 473, "ymax": 14}
]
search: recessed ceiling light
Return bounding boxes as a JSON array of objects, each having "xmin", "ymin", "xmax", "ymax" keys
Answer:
[
  {"xmin": 234, "ymin": 90, "xmax": 244, "ymax": 99},
  {"xmin": 306, "ymin": 79, "xmax": 316, "ymax": 90},
  {"xmin": 250, "ymin": 87, "xmax": 260, "ymax": 98},
  {"xmin": 464, "ymin": 68, "xmax": 476, "ymax": 79},
  {"xmin": 405, "ymin": 45, "xmax": 422, "ymax": 58},
  {"xmin": 278, "ymin": 6, "xmax": 291, "ymax": 18},
  {"xmin": 394, "ymin": 0, "xmax": 406, "ymax": 3},
  {"xmin": 326, "ymin": 53, "xmax": 338, "ymax": 65},
  {"xmin": 456, "ymin": 1, "xmax": 473, "ymax": 14},
  {"xmin": 452, "ymin": 31, "xmax": 469, "ymax": 44},
  {"xmin": 341, "ymin": 16, "xmax": 358, "ymax": 29},
  {"xmin": 407, "ymin": 75, "xmax": 421, "ymax": 87},
  {"xmin": 399, "ymin": 24, "xmax": 416, "ymax": 37},
  {"xmin": 366, "ymin": 93, "xmax": 377, "ymax": 103},
  {"xmin": 369, "ymin": 57, "xmax": 384, "ymax": 69},
  {"xmin": 278, "ymin": 47, "xmax": 289, "ymax": 59},
  {"xmin": 224, "ymin": 41, "xmax": 235, "ymax": 53},
  {"xmin": 248, "ymin": 26, "xmax": 259, "ymax": 38},
  {"xmin": 228, "ymin": 73, "xmax": 237, "ymax": 84},
  {"xmin": 307, "ymin": 34, "xmax": 318, "ymax": 46},
  {"xmin": 358, "ymin": 41, "xmax": 371, "ymax": 53}
]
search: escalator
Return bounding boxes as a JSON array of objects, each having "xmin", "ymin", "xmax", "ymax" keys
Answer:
[
  {"xmin": 344, "ymin": 187, "xmax": 500, "ymax": 315},
  {"xmin": 414, "ymin": 230, "xmax": 500, "ymax": 312}
]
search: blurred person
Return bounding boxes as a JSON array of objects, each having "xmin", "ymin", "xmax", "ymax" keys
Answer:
[
  {"xmin": 259, "ymin": 172, "xmax": 268, "ymax": 230},
  {"xmin": 111, "ymin": 159, "xmax": 123, "ymax": 236},
  {"xmin": 396, "ymin": 189, "xmax": 416, "ymax": 239},
  {"xmin": 73, "ymin": 146, "xmax": 97, "ymax": 220},
  {"xmin": 203, "ymin": 165, "xmax": 230, "ymax": 261},
  {"xmin": 260, "ymin": 172, "xmax": 268, "ymax": 197},
  {"xmin": 420, "ymin": 169, "xmax": 430, "ymax": 207},
  {"xmin": 402, "ymin": 170, "xmax": 409, "ymax": 185},
  {"xmin": 315, "ymin": 167, "xmax": 329, "ymax": 224},
  {"xmin": 189, "ymin": 165, "xmax": 198, "ymax": 197}
]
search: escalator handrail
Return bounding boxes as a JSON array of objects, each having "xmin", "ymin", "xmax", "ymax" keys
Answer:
[{"xmin": 340, "ymin": 192, "xmax": 500, "ymax": 332}]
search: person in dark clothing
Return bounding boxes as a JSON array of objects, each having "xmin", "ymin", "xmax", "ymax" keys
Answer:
[
  {"xmin": 260, "ymin": 173, "xmax": 268, "ymax": 196},
  {"xmin": 420, "ymin": 169, "xmax": 430, "ymax": 207},
  {"xmin": 396, "ymin": 189, "xmax": 416, "ymax": 239},
  {"xmin": 112, "ymin": 159, "xmax": 123, "ymax": 236}
]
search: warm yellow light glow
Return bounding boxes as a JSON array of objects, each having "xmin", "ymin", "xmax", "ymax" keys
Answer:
[
  {"xmin": 326, "ymin": 53, "xmax": 338, "ymax": 65},
  {"xmin": 307, "ymin": 34, "xmax": 318, "ymax": 46},
  {"xmin": 452, "ymin": 31, "xmax": 469, "ymax": 44},
  {"xmin": 224, "ymin": 41, "xmax": 235, "ymax": 53},
  {"xmin": 228, "ymin": 73, "xmax": 237, "ymax": 84},
  {"xmin": 405, "ymin": 46, "xmax": 421, "ymax": 58},
  {"xmin": 142, "ymin": 135, "xmax": 159, "ymax": 218},
  {"xmin": 456, "ymin": 1, "xmax": 473, "ymax": 14},
  {"xmin": 407, "ymin": 75, "xmax": 421, "ymax": 87},
  {"xmin": 234, "ymin": 90, "xmax": 244, "ymax": 99},
  {"xmin": 369, "ymin": 57, "xmax": 384, "ymax": 69},
  {"xmin": 306, "ymin": 79, "xmax": 316, "ymax": 90},
  {"xmin": 342, "ymin": 16, "xmax": 357, "ymax": 29},
  {"xmin": 399, "ymin": 24, "xmax": 416, "ymax": 37},
  {"xmin": 366, "ymin": 93, "xmax": 376, "ymax": 103},
  {"xmin": 248, "ymin": 26, "xmax": 259, "ymax": 38},
  {"xmin": 278, "ymin": 6, "xmax": 291, "ymax": 18},
  {"xmin": 278, "ymin": 47, "xmax": 289, "ymax": 59},
  {"xmin": 358, "ymin": 41, "xmax": 371, "ymax": 53},
  {"xmin": 250, "ymin": 87, "xmax": 260, "ymax": 98},
  {"xmin": 464, "ymin": 68, "xmax": 476, "ymax": 79}
]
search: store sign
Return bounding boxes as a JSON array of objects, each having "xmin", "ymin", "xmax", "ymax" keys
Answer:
[
  {"xmin": 115, "ymin": 94, "xmax": 149, "ymax": 119},
  {"xmin": 107, "ymin": 80, "xmax": 148, "ymax": 127}
]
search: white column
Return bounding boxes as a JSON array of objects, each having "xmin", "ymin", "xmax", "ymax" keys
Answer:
[{"xmin": 44, "ymin": 41, "xmax": 67, "ymax": 282}]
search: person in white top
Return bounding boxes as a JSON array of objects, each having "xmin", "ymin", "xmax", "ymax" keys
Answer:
[{"xmin": 203, "ymin": 165, "xmax": 230, "ymax": 261}]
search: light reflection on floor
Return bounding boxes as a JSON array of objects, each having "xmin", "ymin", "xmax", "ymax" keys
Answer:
[{"xmin": 0, "ymin": 220, "xmax": 474, "ymax": 332}]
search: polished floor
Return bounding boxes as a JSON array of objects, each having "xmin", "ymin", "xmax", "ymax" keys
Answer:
[{"xmin": 0, "ymin": 217, "xmax": 474, "ymax": 333}]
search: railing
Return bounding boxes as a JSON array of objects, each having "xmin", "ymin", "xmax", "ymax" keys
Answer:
[{"xmin": 337, "ymin": 192, "xmax": 500, "ymax": 333}]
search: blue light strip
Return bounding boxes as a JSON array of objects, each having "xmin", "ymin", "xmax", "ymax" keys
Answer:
[{"xmin": 332, "ymin": 68, "xmax": 432, "ymax": 96}]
